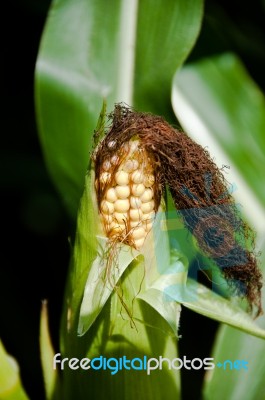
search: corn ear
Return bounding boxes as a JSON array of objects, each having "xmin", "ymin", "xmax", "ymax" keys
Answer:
[{"xmin": 59, "ymin": 105, "xmax": 182, "ymax": 400}]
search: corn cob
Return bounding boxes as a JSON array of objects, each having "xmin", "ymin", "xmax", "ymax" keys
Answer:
[
  {"xmin": 92, "ymin": 104, "xmax": 263, "ymax": 317},
  {"xmin": 95, "ymin": 139, "xmax": 157, "ymax": 249}
]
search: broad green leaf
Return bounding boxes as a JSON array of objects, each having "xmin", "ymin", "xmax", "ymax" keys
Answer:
[
  {"xmin": 203, "ymin": 323, "xmax": 265, "ymax": 400},
  {"xmin": 40, "ymin": 301, "xmax": 60, "ymax": 400},
  {"xmin": 0, "ymin": 341, "xmax": 29, "ymax": 400},
  {"xmin": 171, "ymin": 52, "xmax": 265, "ymax": 397},
  {"xmin": 134, "ymin": 0, "xmax": 203, "ymax": 117},
  {"xmin": 35, "ymin": 0, "xmax": 203, "ymax": 218},
  {"xmin": 172, "ymin": 53, "xmax": 265, "ymax": 235},
  {"xmin": 202, "ymin": 253, "xmax": 265, "ymax": 400}
]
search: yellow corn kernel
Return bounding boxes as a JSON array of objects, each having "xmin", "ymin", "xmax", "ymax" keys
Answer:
[
  {"xmin": 131, "ymin": 226, "xmax": 146, "ymax": 240},
  {"xmin": 115, "ymin": 170, "xmax": 129, "ymax": 185},
  {"xmin": 130, "ymin": 220, "xmax": 143, "ymax": 228},
  {"xmin": 141, "ymin": 200, "xmax": 155, "ymax": 214},
  {"xmin": 130, "ymin": 196, "xmax": 142, "ymax": 209},
  {"xmin": 115, "ymin": 185, "xmax": 130, "ymax": 199},
  {"xmin": 114, "ymin": 212, "xmax": 127, "ymax": 224},
  {"xmin": 106, "ymin": 188, "xmax": 117, "ymax": 202},
  {"xmin": 131, "ymin": 170, "xmax": 144, "ymax": 184},
  {"xmin": 146, "ymin": 223, "xmax": 153, "ymax": 232},
  {"xmin": 114, "ymin": 199, "xmax": 130, "ymax": 212},
  {"xmin": 131, "ymin": 183, "xmax": 145, "ymax": 197},
  {"xmin": 142, "ymin": 211, "xmax": 155, "ymax": 222},
  {"xmin": 101, "ymin": 200, "xmax": 114, "ymax": 214},
  {"xmin": 141, "ymin": 188, "xmax": 153, "ymax": 203},
  {"xmin": 134, "ymin": 237, "xmax": 146, "ymax": 249},
  {"xmin": 129, "ymin": 208, "xmax": 143, "ymax": 221}
]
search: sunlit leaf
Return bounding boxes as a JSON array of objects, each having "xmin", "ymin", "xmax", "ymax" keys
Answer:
[
  {"xmin": 172, "ymin": 53, "xmax": 265, "ymax": 235},
  {"xmin": 35, "ymin": 0, "xmax": 203, "ymax": 218},
  {"xmin": 203, "ymin": 322, "xmax": 265, "ymax": 400},
  {"xmin": 171, "ymin": 52, "xmax": 265, "ymax": 398},
  {"xmin": 202, "ymin": 254, "xmax": 265, "ymax": 400}
]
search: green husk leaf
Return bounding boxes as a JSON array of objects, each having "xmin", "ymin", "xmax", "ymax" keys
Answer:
[
  {"xmin": 78, "ymin": 202, "xmax": 183, "ymax": 337},
  {"xmin": 59, "ymin": 169, "xmax": 98, "ymax": 353},
  {"xmin": 137, "ymin": 249, "xmax": 186, "ymax": 337},
  {"xmin": 78, "ymin": 236, "xmax": 139, "ymax": 336}
]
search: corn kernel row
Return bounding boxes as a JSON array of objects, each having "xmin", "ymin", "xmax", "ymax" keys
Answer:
[{"xmin": 97, "ymin": 139, "xmax": 156, "ymax": 249}]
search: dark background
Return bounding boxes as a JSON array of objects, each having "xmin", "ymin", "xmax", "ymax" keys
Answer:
[{"xmin": 2, "ymin": 1, "xmax": 265, "ymax": 399}]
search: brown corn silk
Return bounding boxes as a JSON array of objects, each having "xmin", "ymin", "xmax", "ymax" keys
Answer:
[{"xmin": 93, "ymin": 104, "xmax": 263, "ymax": 316}]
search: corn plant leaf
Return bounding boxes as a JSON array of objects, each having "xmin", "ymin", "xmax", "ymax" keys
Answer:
[
  {"xmin": 0, "ymin": 341, "xmax": 29, "ymax": 400},
  {"xmin": 202, "ymin": 252, "xmax": 265, "ymax": 400},
  {"xmin": 177, "ymin": 279, "xmax": 265, "ymax": 340},
  {"xmin": 143, "ymin": 260, "xmax": 265, "ymax": 340},
  {"xmin": 203, "ymin": 321, "xmax": 265, "ymax": 400},
  {"xmin": 35, "ymin": 0, "xmax": 203, "ymax": 218},
  {"xmin": 172, "ymin": 52, "xmax": 265, "ymax": 397},
  {"xmin": 171, "ymin": 53, "xmax": 265, "ymax": 235}
]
